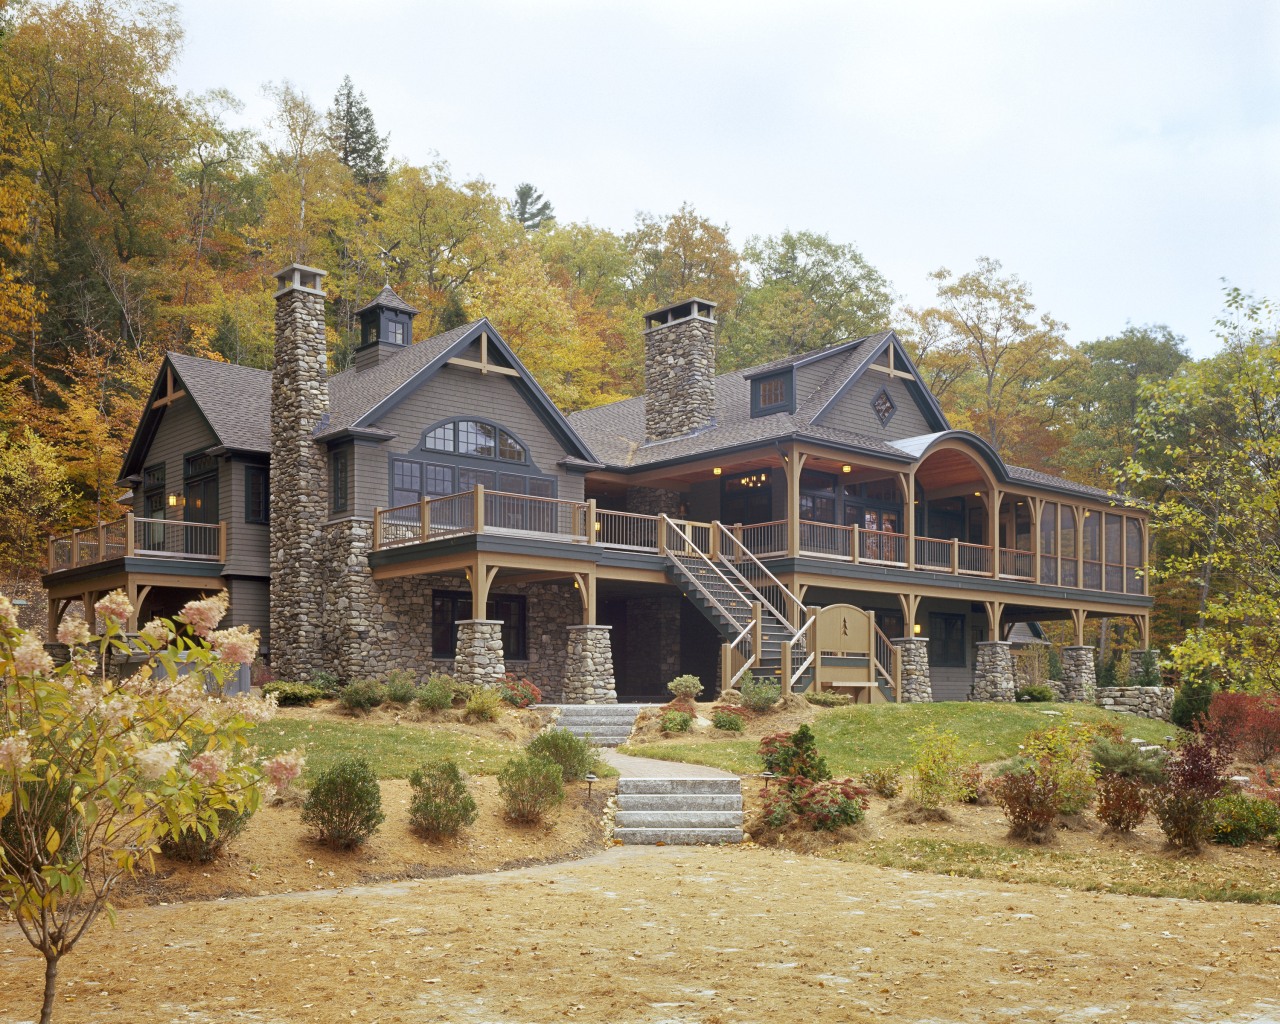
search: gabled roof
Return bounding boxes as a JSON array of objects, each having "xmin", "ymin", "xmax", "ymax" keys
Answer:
[
  {"xmin": 354, "ymin": 284, "xmax": 420, "ymax": 316},
  {"xmin": 568, "ymin": 330, "xmax": 946, "ymax": 470}
]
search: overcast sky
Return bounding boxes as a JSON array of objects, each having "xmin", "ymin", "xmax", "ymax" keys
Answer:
[{"xmin": 174, "ymin": 0, "xmax": 1279, "ymax": 357}]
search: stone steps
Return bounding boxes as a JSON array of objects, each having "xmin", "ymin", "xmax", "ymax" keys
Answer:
[
  {"xmin": 550, "ymin": 703, "xmax": 644, "ymax": 748},
  {"xmin": 614, "ymin": 775, "xmax": 744, "ymax": 845}
]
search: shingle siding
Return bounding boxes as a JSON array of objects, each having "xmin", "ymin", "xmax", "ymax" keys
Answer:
[
  {"xmin": 226, "ymin": 458, "xmax": 270, "ymax": 575},
  {"xmin": 132, "ymin": 399, "xmax": 218, "ymax": 518},
  {"xmin": 815, "ymin": 373, "xmax": 934, "ymax": 440},
  {"xmin": 226, "ymin": 577, "xmax": 270, "ymax": 649}
]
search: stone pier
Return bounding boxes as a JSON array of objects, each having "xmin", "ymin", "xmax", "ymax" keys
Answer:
[
  {"xmin": 891, "ymin": 637, "xmax": 932, "ymax": 702},
  {"xmin": 562, "ymin": 625, "xmax": 617, "ymax": 704},
  {"xmin": 972, "ymin": 641, "xmax": 1015, "ymax": 702},
  {"xmin": 454, "ymin": 619, "xmax": 505, "ymax": 688},
  {"xmin": 1062, "ymin": 645, "xmax": 1097, "ymax": 703}
]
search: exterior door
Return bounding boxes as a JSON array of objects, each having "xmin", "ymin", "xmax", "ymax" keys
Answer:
[{"xmin": 184, "ymin": 473, "xmax": 219, "ymax": 556}]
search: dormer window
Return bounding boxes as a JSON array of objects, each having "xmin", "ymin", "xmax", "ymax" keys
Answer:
[
  {"xmin": 387, "ymin": 320, "xmax": 406, "ymax": 345},
  {"xmin": 750, "ymin": 371, "xmax": 794, "ymax": 417}
]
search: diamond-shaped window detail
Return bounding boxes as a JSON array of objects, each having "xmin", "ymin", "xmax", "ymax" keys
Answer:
[{"xmin": 872, "ymin": 387, "xmax": 896, "ymax": 426}]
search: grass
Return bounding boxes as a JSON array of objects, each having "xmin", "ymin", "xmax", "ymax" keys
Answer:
[
  {"xmin": 836, "ymin": 836, "xmax": 1280, "ymax": 905},
  {"xmin": 619, "ymin": 702, "xmax": 1176, "ymax": 775},
  {"xmin": 253, "ymin": 717, "xmax": 522, "ymax": 780}
]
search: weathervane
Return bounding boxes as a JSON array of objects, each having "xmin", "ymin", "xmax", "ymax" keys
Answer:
[{"xmin": 375, "ymin": 241, "xmax": 402, "ymax": 286}]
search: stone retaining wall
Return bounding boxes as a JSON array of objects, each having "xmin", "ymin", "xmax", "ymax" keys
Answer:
[{"xmin": 1095, "ymin": 685, "xmax": 1175, "ymax": 722}]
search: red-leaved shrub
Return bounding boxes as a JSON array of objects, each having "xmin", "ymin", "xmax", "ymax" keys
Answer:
[
  {"xmin": 1096, "ymin": 775, "xmax": 1151, "ymax": 833},
  {"xmin": 495, "ymin": 672, "xmax": 542, "ymax": 708},
  {"xmin": 1154, "ymin": 733, "xmax": 1232, "ymax": 852},
  {"xmin": 1201, "ymin": 692, "xmax": 1280, "ymax": 763},
  {"xmin": 993, "ymin": 767, "xmax": 1059, "ymax": 842},
  {"xmin": 762, "ymin": 777, "xmax": 870, "ymax": 831}
]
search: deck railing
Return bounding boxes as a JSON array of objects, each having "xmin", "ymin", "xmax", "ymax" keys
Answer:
[
  {"xmin": 367, "ymin": 487, "xmax": 1140, "ymax": 596},
  {"xmin": 48, "ymin": 515, "xmax": 225, "ymax": 571}
]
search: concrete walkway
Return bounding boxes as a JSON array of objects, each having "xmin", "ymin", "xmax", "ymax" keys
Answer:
[{"xmin": 600, "ymin": 747, "xmax": 738, "ymax": 779}]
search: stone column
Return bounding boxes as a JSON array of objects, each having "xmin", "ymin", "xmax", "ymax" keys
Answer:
[
  {"xmin": 891, "ymin": 637, "xmax": 932, "ymax": 702},
  {"xmin": 454, "ymin": 619, "xmax": 505, "ymax": 688},
  {"xmin": 1127, "ymin": 648, "xmax": 1160, "ymax": 683},
  {"xmin": 1062, "ymin": 646, "xmax": 1097, "ymax": 703},
  {"xmin": 972, "ymin": 641, "xmax": 1015, "ymax": 702},
  {"xmin": 562, "ymin": 625, "xmax": 617, "ymax": 704}
]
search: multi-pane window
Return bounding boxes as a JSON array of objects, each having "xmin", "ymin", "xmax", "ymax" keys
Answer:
[
  {"xmin": 431, "ymin": 590, "xmax": 528, "ymax": 660},
  {"xmin": 245, "ymin": 466, "xmax": 269, "ymax": 524},
  {"xmin": 331, "ymin": 449, "xmax": 349, "ymax": 513},
  {"xmin": 1040, "ymin": 502, "xmax": 1057, "ymax": 584},
  {"xmin": 1060, "ymin": 506, "xmax": 1078, "ymax": 586},
  {"xmin": 387, "ymin": 320, "xmax": 406, "ymax": 345},
  {"xmin": 393, "ymin": 457, "xmax": 551, "ymax": 507},
  {"xmin": 927, "ymin": 613, "xmax": 967, "ymax": 668},
  {"xmin": 758, "ymin": 376, "xmax": 787, "ymax": 407},
  {"xmin": 1125, "ymin": 517, "xmax": 1144, "ymax": 594},
  {"xmin": 421, "ymin": 419, "xmax": 527, "ymax": 463}
]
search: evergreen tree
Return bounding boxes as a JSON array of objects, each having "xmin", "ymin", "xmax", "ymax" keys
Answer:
[
  {"xmin": 512, "ymin": 182, "xmax": 554, "ymax": 230},
  {"xmin": 326, "ymin": 75, "xmax": 387, "ymax": 186}
]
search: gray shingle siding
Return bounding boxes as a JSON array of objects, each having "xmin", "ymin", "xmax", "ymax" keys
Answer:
[{"xmin": 815, "ymin": 372, "xmax": 934, "ymax": 440}]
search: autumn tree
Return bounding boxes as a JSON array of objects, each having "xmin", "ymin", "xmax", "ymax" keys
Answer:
[
  {"xmin": 720, "ymin": 230, "xmax": 892, "ymax": 371},
  {"xmin": 906, "ymin": 258, "xmax": 1079, "ymax": 470},
  {"xmin": 327, "ymin": 75, "xmax": 387, "ymax": 187},
  {"xmin": 512, "ymin": 183, "xmax": 554, "ymax": 230},
  {"xmin": 0, "ymin": 429, "xmax": 71, "ymax": 585},
  {"xmin": 626, "ymin": 203, "xmax": 740, "ymax": 316}
]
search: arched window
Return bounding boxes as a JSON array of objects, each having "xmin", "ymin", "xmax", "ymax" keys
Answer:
[{"xmin": 420, "ymin": 418, "xmax": 527, "ymax": 464}]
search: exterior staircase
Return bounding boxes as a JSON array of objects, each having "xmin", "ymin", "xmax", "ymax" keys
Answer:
[
  {"xmin": 552, "ymin": 703, "xmax": 643, "ymax": 747},
  {"xmin": 614, "ymin": 776, "xmax": 744, "ymax": 845},
  {"xmin": 660, "ymin": 517, "xmax": 814, "ymax": 693}
]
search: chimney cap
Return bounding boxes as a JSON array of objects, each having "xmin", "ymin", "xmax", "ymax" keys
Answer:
[
  {"xmin": 273, "ymin": 263, "xmax": 328, "ymax": 298},
  {"xmin": 643, "ymin": 297, "xmax": 717, "ymax": 330}
]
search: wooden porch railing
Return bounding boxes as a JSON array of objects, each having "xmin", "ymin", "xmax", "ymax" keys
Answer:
[
  {"xmin": 47, "ymin": 515, "xmax": 225, "ymax": 572},
  {"xmin": 368, "ymin": 487, "xmax": 1141, "ymax": 596}
]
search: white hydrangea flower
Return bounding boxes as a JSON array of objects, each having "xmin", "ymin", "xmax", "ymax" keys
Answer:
[{"xmin": 135, "ymin": 741, "xmax": 184, "ymax": 781}]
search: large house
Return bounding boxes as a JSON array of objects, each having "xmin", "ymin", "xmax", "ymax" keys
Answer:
[{"xmin": 43, "ymin": 264, "xmax": 1153, "ymax": 703}]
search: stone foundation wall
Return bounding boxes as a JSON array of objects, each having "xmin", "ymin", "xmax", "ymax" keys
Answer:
[
  {"xmin": 892, "ymin": 637, "xmax": 932, "ymax": 702},
  {"xmin": 1096, "ymin": 686, "xmax": 1175, "ymax": 722},
  {"xmin": 972, "ymin": 641, "xmax": 1015, "ymax": 702},
  {"xmin": 622, "ymin": 594, "xmax": 682, "ymax": 693},
  {"xmin": 562, "ymin": 625, "xmax": 617, "ymax": 703},
  {"xmin": 625, "ymin": 486, "xmax": 683, "ymax": 517},
  {"xmin": 1062, "ymin": 645, "xmax": 1097, "ymax": 703}
]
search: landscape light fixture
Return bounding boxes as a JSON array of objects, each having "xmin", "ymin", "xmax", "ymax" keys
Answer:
[
  {"xmin": 761, "ymin": 770, "xmax": 775, "ymax": 790},
  {"xmin": 585, "ymin": 772, "xmax": 598, "ymax": 799}
]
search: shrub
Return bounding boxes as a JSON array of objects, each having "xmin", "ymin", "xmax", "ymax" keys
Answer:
[
  {"xmin": 1092, "ymin": 737, "xmax": 1168, "ymax": 784},
  {"xmin": 1132, "ymin": 649, "xmax": 1162, "ymax": 687},
  {"xmin": 712, "ymin": 710, "xmax": 744, "ymax": 732},
  {"xmin": 263, "ymin": 681, "xmax": 326, "ymax": 706},
  {"xmin": 408, "ymin": 759, "xmax": 478, "ymax": 839},
  {"xmin": 464, "ymin": 686, "xmax": 504, "ymax": 722},
  {"xmin": 1171, "ymin": 677, "xmax": 1214, "ymax": 729},
  {"xmin": 667, "ymin": 674, "xmax": 704, "ymax": 701},
  {"xmin": 717, "ymin": 688, "xmax": 743, "ymax": 707},
  {"xmin": 1210, "ymin": 793, "xmax": 1280, "ymax": 847},
  {"xmin": 1047, "ymin": 646, "xmax": 1064, "ymax": 681},
  {"xmin": 762, "ymin": 777, "xmax": 869, "ymax": 831},
  {"xmin": 1095, "ymin": 775, "xmax": 1151, "ymax": 833},
  {"xmin": 1016, "ymin": 684, "xmax": 1055, "ymax": 703},
  {"xmin": 1154, "ymin": 734, "xmax": 1232, "ymax": 851},
  {"xmin": 759, "ymin": 725, "xmax": 830, "ymax": 782},
  {"xmin": 416, "ymin": 673, "xmax": 454, "ymax": 713},
  {"xmin": 994, "ymin": 767, "xmax": 1059, "ymax": 842},
  {"xmin": 496, "ymin": 672, "xmax": 542, "ymax": 708},
  {"xmin": 661, "ymin": 710, "xmax": 693, "ymax": 733},
  {"xmin": 498, "ymin": 755, "xmax": 564, "ymax": 823},
  {"xmin": 450, "ymin": 679, "xmax": 480, "ymax": 706},
  {"xmin": 310, "ymin": 670, "xmax": 341, "ymax": 696},
  {"xmin": 1202, "ymin": 692, "xmax": 1280, "ymax": 763},
  {"xmin": 958, "ymin": 762, "xmax": 987, "ymax": 804},
  {"xmin": 382, "ymin": 670, "xmax": 418, "ymax": 705},
  {"xmin": 1023, "ymin": 724, "xmax": 1097, "ymax": 815},
  {"xmin": 339, "ymin": 678, "xmax": 385, "ymax": 713},
  {"xmin": 526, "ymin": 728, "xmax": 598, "ymax": 782},
  {"xmin": 160, "ymin": 805, "xmax": 254, "ymax": 863},
  {"xmin": 804, "ymin": 690, "xmax": 851, "ymax": 707},
  {"xmin": 739, "ymin": 673, "xmax": 782, "ymax": 713},
  {"xmin": 860, "ymin": 764, "xmax": 902, "ymax": 799},
  {"xmin": 1096, "ymin": 651, "xmax": 1121, "ymax": 688},
  {"xmin": 250, "ymin": 659, "xmax": 275, "ymax": 688},
  {"xmin": 909, "ymin": 726, "xmax": 967, "ymax": 810},
  {"xmin": 301, "ymin": 757, "xmax": 385, "ymax": 848}
]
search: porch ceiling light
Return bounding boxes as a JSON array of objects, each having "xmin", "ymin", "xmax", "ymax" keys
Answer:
[
  {"xmin": 914, "ymin": 623, "xmax": 922, "ymax": 635},
  {"xmin": 713, "ymin": 466, "xmax": 722, "ymax": 475},
  {"xmin": 842, "ymin": 465, "xmax": 852, "ymax": 473}
]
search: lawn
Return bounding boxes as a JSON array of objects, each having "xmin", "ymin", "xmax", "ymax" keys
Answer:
[
  {"xmin": 619, "ymin": 702, "xmax": 1176, "ymax": 775},
  {"xmin": 253, "ymin": 716, "xmax": 523, "ymax": 780}
]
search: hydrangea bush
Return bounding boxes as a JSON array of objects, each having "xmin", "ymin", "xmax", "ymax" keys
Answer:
[{"xmin": 0, "ymin": 589, "xmax": 275, "ymax": 1024}]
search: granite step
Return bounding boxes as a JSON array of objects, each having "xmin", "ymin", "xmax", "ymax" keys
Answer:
[
  {"xmin": 614, "ymin": 826, "xmax": 744, "ymax": 846},
  {"xmin": 615, "ymin": 810, "xmax": 743, "ymax": 829}
]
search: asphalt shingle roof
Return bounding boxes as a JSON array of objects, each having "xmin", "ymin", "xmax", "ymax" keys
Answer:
[
  {"xmin": 354, "ymin": 284, "xmax": 421, "ymax": 316},
  {"xmin": 168, "ymin": 353, "xmax": 273, "ymax": 454}
]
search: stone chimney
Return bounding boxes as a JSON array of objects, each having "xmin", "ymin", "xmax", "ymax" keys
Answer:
[
  {"xmin": 643, "ymin": 298, "xmax": 717, "ymax": 442},
  {"xmin": 269, "ymin": 263, "xmax": 329, "ymax": 682}
]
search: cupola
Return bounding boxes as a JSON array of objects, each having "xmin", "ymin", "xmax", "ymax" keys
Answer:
[{"xmin": 353, "ymin": 285, "xmax": 420, "ymax": 371}]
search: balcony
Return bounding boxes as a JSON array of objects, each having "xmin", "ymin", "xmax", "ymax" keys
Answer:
[
  {"xmin": 372, "ymin": 487, "xmax": 1147, "ymax": 598},
  {"xmin": 47, "ymin": 515, "xmax": 226, "ymax": 573}
]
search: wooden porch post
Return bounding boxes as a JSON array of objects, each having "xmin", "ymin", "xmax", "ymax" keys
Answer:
[
  {"xmin": 1075, "ymin": 504, "xmax": 1085, "ymax": 588},
  {"xmin": 1072, "ymin": 608, "xmax": 1086, "ymax": 647},
  {"xmin": 585, "ymin": 499, "xmax": 597, "ymax": 545},
  {"xmin": 126, "ymin": 580, "xmax": 140, "ymax": 632},
  {"xmin": 988, "ymin": 488, "xmax": 1002, "ymax": 577},
  {"xmin": 903, "ymin": 470, "xmax": 916, "ymax": 570},
  {"xmin": 573, "ymin": 571, "xmax": 596, "ymax": 625},
  {"xmin": 473, "ymin": 484, "xmax": 486, "ymax": 534},
  {"xmin": 125, "ymin": 512, "xmax": 135, "ymax": 556},
  {"xmin": 784, "ymin": 447, "xmax": 808, "ymax": 558},
  {"xmin": 419, "ymin": 496, "xmax": 431, "ymax": 543},
  {"xmin": 1032, "ymin": 498, "xmax": 1043, "ymax": 584}
]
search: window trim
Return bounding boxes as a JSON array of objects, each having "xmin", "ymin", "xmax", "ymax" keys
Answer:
[
  {"xmin": 331, "ymin": 448, "xmax": 350, "ymax": 513},
  {"xmin": 417, "ymin": 417, "xmax": 530, "ymax": 466},
  {"xmin": 871, "ymin": 386, "xmax": 897, "ymax": 427},
  {"xmin": 244, "ymin": 465, "xmax": 270, "ymax": 524},
  {"xmin": 750, "ymin": 371, "xmax": 795, "ymax": 417}
]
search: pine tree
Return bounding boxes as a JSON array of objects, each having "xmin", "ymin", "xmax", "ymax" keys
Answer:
[
  {"xmin": 512, "ymin": 182, "xmax": 554, "ymax": 230},
  {"xmin": 326, "ymin": 75, "xmax": 387, "ymax": 186}
]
